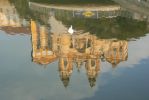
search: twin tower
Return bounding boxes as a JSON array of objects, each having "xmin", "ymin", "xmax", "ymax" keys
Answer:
[{"xmin": 31, "ymin": 20, "xmax": 128, "ymax": 88}]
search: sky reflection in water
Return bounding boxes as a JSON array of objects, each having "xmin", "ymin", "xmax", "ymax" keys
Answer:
[{"xmin": 0, "ymin": 0, "xmax": 149, "ymax": 100}]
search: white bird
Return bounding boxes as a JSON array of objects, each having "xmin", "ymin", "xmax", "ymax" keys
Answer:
[{"xmin": 68, "ymin": 25, "xmax": 74, "ymax": 35}]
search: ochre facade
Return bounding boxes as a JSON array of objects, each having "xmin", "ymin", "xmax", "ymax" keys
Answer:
[{"xmin": 31, "ymin": 20, "xmax": 128, "ymax": 87}]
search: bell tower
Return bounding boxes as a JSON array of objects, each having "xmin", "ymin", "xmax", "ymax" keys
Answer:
[
  {"xmin": 85, "ymin": 57, "xmax": 100, "ymax": 87},
  {"xmin": 59, "ymin": 57, "xmax": 73, "ymax": 88}
]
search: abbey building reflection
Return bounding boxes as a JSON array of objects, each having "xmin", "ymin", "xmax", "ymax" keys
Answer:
[
  {"xmin": 31, "ymin": 20, "xmax": 128, "ymax": 87},
  {"xmin": 31, "ymin": 20, "xmax": 57, "ymax": 64}
]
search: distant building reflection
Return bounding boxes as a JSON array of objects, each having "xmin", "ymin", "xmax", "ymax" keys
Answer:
[
  {"xmin": 31, "ymin": 21, "xmax": 128, "ymax": 87},
  {"xmin": 0, "ymin": 0, "xmax": 30, "ymax": 34}
]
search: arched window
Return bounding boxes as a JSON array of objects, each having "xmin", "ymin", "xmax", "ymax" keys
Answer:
[
  {"xmin": 91, "ymin": 59, "xmax": 96, "ymax": 67},
  {"xmin": 113, "ymin": 48, "xmax": 117, "ymax": 58},
  {"xmin": 64, "ymin": 59, "xmax": 68, "ymax": 68}
]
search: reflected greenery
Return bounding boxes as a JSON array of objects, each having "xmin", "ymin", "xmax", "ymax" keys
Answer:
[
  {"xmin": 8, "ymin": 0, "xmax": 149, "ymax": 40},
  {"xmin": 9, "ymin": 0, "xmax": 31, "ymax": 19},
  {"xmin": 55, "ymin": 16, "xmax": 148, "ymax": 39}
]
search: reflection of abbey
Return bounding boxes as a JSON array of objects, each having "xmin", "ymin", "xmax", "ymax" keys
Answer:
[
  {"xmin": 31, "ymin": 20, "xmax": 128, "ymax": 87},
  {"xmin": 0, "ymin": 0, "xmax": 29, "ymax": 34}
]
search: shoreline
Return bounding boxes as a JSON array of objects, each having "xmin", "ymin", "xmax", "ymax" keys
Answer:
[{"xmin": 29, "ymin": 2, "xmax": 120, "ymax": 11}]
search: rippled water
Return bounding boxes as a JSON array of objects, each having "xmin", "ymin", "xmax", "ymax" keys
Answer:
[{"xmin": 0, "ymin": 0, "xmax": 149, "ymax": 100}]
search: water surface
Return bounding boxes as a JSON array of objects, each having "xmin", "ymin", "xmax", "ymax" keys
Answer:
[{"xmin": 0, "ymin": 0, "xmax": 149, "ymax": 100}]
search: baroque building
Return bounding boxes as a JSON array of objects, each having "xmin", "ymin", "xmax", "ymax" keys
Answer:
[{"xmin": 31, "ymin": 21, "xmax": 128, "ymax": 87}]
